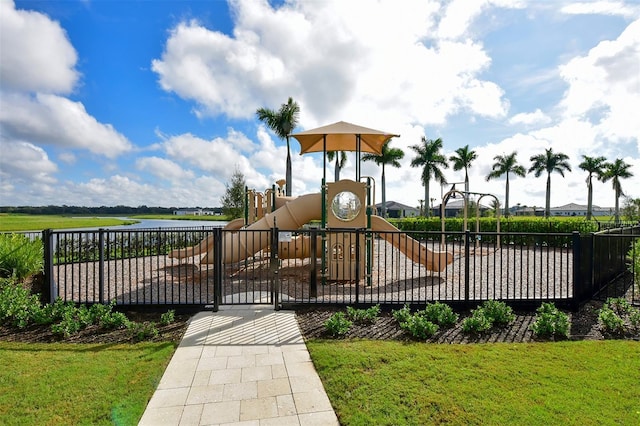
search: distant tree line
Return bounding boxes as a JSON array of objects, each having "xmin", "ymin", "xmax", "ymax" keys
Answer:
[{"xmin": 0, "ymin": 205, "xmax": 222, "ymax": 215}]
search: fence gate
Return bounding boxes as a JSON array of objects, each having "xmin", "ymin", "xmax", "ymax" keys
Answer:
[{"xmin": 217, "ymin": 228, "xmax": 277, "ymax": 307}]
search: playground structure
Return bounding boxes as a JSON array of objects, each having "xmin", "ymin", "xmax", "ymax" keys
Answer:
[
  {"xmin": 169, "ymin": 178, "xmax": 455, "ymax": 279},
  {"xmin": 440, "ymin": 184, "xmax": 501, "ymax": 251},
  {"xmin": 168, "ymin": 121, "xmax": 474, "ymax": 282}
]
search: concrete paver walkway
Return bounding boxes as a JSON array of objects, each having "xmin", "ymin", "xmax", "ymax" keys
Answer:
[{"xmin": 139, "ymin": 305, "xmax": 339, "ymax": 425}]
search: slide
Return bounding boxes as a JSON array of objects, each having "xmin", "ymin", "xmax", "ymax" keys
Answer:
[
  {"xmin": 169, "ymin": 193, "xmax": 322, "ymax": 264},
  {"xmin": 370, "ymin": 215, "xmax": 454, "ymax": 272},
  {"xmin": 170, "ymin": 194, "xmax": 453, "ymax": 272}
]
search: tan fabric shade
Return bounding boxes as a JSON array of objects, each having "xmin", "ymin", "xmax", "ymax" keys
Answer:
[{"xmin": 290, "ymin": 121, "xmax": 399, "ymax": 155}]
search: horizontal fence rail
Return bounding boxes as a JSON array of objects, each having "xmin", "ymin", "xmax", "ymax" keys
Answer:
[{"xmin": 36, "ymin": 225, "xmax": 639, "ymax": 310}]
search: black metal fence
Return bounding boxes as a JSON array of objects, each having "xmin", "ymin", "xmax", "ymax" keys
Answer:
[{"xmin": 35, "ymin": 225, "xmax": 639, "ymax": 311}]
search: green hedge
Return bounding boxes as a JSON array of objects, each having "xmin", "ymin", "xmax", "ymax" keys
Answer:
[{"xmin": 388, "ymin": 217, "xmax": 600, "ymax": 234}]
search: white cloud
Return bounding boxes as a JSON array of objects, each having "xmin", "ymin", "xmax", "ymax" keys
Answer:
[
  {"xmin": 152, "ymin": 0, "xmax": 512, "ymax": 128},
  {"xmin": 561, "ymin": 1, "xmax": 640, "ymax": 18},
  {"xmin": 509, "ymin": 109, "xmax": 552, "ymax": 126},
  {"xmin": 559, "ymin": 19, "xmax": 640, "ymax": 144},
  {"xmin": 136, "ymin": 157, "xmax": 196, "ymax": 182},
  {"xmin": 0, "ymin": 0, "xmax": 79, "ymax": 94},
  {"xmin": 0, "ymin": 93, "xmax": 132, "ymax": 158},
  {"xmin": 0, "ymin": 140, "xmax": 58, "ymax": 184}
]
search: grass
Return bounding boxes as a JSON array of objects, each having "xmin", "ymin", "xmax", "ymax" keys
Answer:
[
  {"xmin": 0, "ymin": 341, "xmax": 176, "ymax": 425},
  {"xmin": 307, "ymin": 339, "xmax": 640, "ymax": 425},
  {"xmin": 0, "ymin": 214, "xmax": 137, "ymax": 232}
]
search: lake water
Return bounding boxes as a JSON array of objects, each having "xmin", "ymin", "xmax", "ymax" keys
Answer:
[{"xmin": 103, "ymin": 218, "xmax": 229, "ymax": 230}]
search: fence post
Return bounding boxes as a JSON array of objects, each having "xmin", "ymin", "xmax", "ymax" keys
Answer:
[
  {"xmin": 42, "ymin": 229, "xmax": 56, "ymax": 304},
  {"xmin": 213, "ymin": 227, "xmax": 222, "ymax": 311},
  {"xmin": 271, "ymin": 221, "xmax": 280, "ymax": 310},
  {"xmin": 464, "ymin": 229, "xmax": 470, "ymax": 301},
  {"xmin": 98, "ymin": 229, "xmax": 105, "ymax": 304},
  {"xmin": 355, "ymin": 229, "xmax": 361, "ymax": 304},
  {"xmin": 310, "ymin": 228, "xmax": 317, "ymax": 298}
]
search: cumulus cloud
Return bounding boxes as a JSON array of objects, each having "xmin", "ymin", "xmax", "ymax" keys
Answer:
[
  {"xmin": 561, "ymin": 1, "xmax": 640, "ymax": 18},
  {"xmin": 559, "ymin": 19, "xmax": 640, "ymax": 143},
  {"xmin": 136, "ymin": 157, "xmax": 196, "ymax": 182},
  {"xmin": 509, "ymin": 109, "xmax": 552, "ymax": 126},
  {"xmin": 0, "ymin": 140, "xmax": 58, "ymax": 184},
  {"xmin": 0, "ymin": 93, "xmax": 132, "ymax": 158},
  {"xmin": 0, "ymin": 0, "xmax": 79, "ymax": 94},
  {"xmin": 152, "ymin": 0, "xmax": 511, "ymax": 127}
]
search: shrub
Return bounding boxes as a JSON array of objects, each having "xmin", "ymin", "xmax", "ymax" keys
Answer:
[
  {"xmin": 529, "ymin": 302, "xmax": 570, "ymax": 339},
  {"xmin": 401, "ymin": 315, "xmax": 439, "ymax": 340},
  {"xmin": 603, "ymin": 297, "xmax": 632, "ymax": 316},
  {"xmin": 127, "ymin": 321, "xmax": 159, "ymax": 341},
  {"xmin": 160, "ymin": 309, "xmax": 176, "ymax": 326},
  {"xmin": 0, "ymin": 278, "xmax": 43, "ymax": 328},
  {"xmin": 346, "ymin": 305, "xmax": 380, "ymax": 324},
  {"xmin": 598, "ymin": 307, "xmax": 625, "ymax": 335},
  {"xmin": 461, "ymin": 308, "xmax": 492, "ymax": 334},
  {"xmin": 324, "ymin": 312, "xmax": 352, "ymax": 337},
  {"xmin": 51, "ymin": 310, "xmax": 83, "ymax": 338},
  {"xmin": 0, "ymin": 233, "xmax": 43, "ymax": 281},
  {"xmin": 628, "ymin": 239, "xmax": 640, "ymax": 291},
  {"xmin": 629, "ymin": 309, "xmax": 640, "ymax": 330},
  {"xmin": 480, "ymin": 300, "xmax": 515, "ymax": 326},
  {"xmin": 392, "ymin": 304, "xmax": 412, "ymax": 324},
  {"xmin": 420, "ymin": 302, "xmax": 458, "ymax": 327}
]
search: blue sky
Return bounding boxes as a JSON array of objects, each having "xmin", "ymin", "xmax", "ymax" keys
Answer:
[{"xmin": 1, "ymin": 0, "xmax": 639, "ymax": 210}]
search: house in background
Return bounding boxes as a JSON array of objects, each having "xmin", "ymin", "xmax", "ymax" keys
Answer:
[
  {"xmin": 431, "ymin": 199, "xmax": 491, "ymax": 218},
  {"xmin": 549, "ymin": 203, "xmax": 612, "ymax": 217},
  {"xmin": 173, "ymin": 209, "xmax": 219, "ymax": 216},
  {"xmin": 374, "ymin": 201, "xmax": 420, "ymax": 218}
]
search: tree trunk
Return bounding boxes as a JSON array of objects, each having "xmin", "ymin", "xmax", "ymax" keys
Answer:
[
  {"xmin": 545, "ymin": 174, "xmax": 551, "ymax": 218},
  {"xmin": 334, "ymin": 155, "xmax": 340, "ymax": 182},
  {"xmin": 504, "ymin": 173, "xmax": 510, "ymax": 217},
  {"xmin": 285, "ymin": 136, "xmax": 292, "ymax": 196},
  {"xmin": 381, "ymin": 164, "xmax": 387, "ymax": 218},
  {"xmin": 586, "ymin": 177, "xmax": 593, "ymax": 220},
  {"xmin": 424, "ymin": 179, "xmax": 430, "ymax": 218},
  {"xmin": 614, "ymin": 188, "xmax": 620, "ymax": 224}
]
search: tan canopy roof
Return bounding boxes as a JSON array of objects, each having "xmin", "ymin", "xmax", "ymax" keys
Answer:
[{"xmin": 290, "ymin": 121, "xmax": 399, "ymax": 155}]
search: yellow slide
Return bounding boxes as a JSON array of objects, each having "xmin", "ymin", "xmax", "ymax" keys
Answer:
[
  {"xmin": 370, "ymin": 215, "xmax": 454, "ymax": 272},
  {"xmin": 169, "ymin": 193, "xmax": 322, "ymax": 264}
]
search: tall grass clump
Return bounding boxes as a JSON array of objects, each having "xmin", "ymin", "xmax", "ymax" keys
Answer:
[{"xmin": 0, "ymin": 233, "xmax": 43, "ymax": 280}]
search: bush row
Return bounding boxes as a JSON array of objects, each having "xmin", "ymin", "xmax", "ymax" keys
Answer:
[
  {"xmin": 323, "ymin": 299, "xmax": 640, "ymax": 341},
  {"xmin": 0, "ymin": 278, "xmax": 175, "ymax": 341}
]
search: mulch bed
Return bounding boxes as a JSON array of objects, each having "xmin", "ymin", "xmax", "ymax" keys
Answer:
[
  {"xmin": 1, "ymin": 300, "xmax": 638, "ymax": 345},
  {"xmin": 295, "ymin": 300, "xmax": 637, "ymax": 343}
]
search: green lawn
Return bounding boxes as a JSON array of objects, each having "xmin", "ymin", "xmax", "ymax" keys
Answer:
[
  {"xmin": 307, "ymin": 339, "xmax": 640, "ymax": 425},
  {"xmin": 0, "ymin": 214, "xmax": 137, "ymax": 232},
  {"xmin": 0, "ymin": 341, "xmax": 176, "ymax": 425}
]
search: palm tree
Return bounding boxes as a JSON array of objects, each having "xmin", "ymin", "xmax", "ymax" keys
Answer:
[
  {"xmin": 485, "ymin": 152, "xmax": 526, "ymax": 217},
  {"xmin": 578, "ymin": 155, "xmax": 607, "ymax": 220},
  {"xmin": 601, "ymin": 158, "xmax": 633, "ymax": 224},
  {"xmin": 410, "ymin": 137, "xmax": 448, "ymax": 217},
  {"xmin": 449, "ymin": 144, "xmax": 478, "ymax": 200},
  {"xmin": 362, "ymin": 139, "xmax": 405, "ymax": 218},
  {"xmin": 256, "ymin": 97, "xmax": 300, "ymax": 196},
  {"xmin": 528, "ymin": 148, "xmax": 571, "ymax": 218},
  {"xmin": 326, "ymin": 151, "xmax": 348, "ymax": 182}
]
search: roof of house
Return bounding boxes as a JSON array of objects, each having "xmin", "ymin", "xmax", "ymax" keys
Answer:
[
  {"xmin": 550, "ymin": 203, "xmax": 612, "ymax": 211},
  {"xmin": 374, "ymin": 200, "xmax": 418, "ymax": 211}
]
